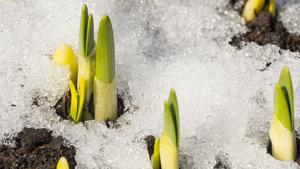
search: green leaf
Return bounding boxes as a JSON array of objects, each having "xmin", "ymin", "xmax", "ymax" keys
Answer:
[
  {"xmin": 96, "ymin": 15, "xmax": 115, "ymax": 83},
  {"xmin": 69, "ymin": 80, "xmax": 78, "ymax": 122},
  {"xmin": 79, "ymin": 4, "xmax": 88, "ymax": 58},
  {"xmin": 168, "ymin": 88, "xmax": 179, "ymax": 147},
  {"xmin": 152, "ymin": 137, "xmax": 161, "ymax": 169},
  {"xmin": 79, "ymin": 4, "xmax": 94, "ymax": 58},
  {"xmin": 76, "ymin": 76, "xmax": 85, "ymax": 123},
  {"xmin": 85, "ymin": 14, "xmax": 95, "ymax": 57},
  {"xmin": 274, "ymin": 83, "xmax": 292, "ymax": 131},
  {"xmin": 163, "ymin": 89, "xmax": 180, "ymax": 147},
  {"xmin": 164, "ymin": 101, "xmax": 176, "ymax": 146},
  {"xmin": 277, "ymin": 66, "xmax": 294, "ymax": 131}
]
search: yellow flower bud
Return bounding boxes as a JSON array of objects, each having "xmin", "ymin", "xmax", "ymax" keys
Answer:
[
  {"xmin": 52, "ymin": 44, "xmax": 78, "ymax": 84},
  {"xmin": 56, "ymin": 156, "xmax": 69, "ymax": 169}
]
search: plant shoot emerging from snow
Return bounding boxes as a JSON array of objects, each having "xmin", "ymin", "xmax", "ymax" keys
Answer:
[
  {"xmin": 78, "ymin": 4, "xmax": 96, "ymax": 121},
  {"xmin": 159, "ymin": 88, "xmax": 180, "ymax": 169},
  {"xmin": 152, "ymin": 137, "xmax": 161, "ymax": 169},
  {"xmin": 269, "ymin": 66, "xmax": 296, "ymax": 161},
  {"xmin": 93, "ymin": 15, "xmax": 117, "ymax": 122},
  {"xmin": 69, "ymin": 76, "xmax": 85, "ymax": 123},
  {"xmin": 242, "ymin": 0, "xmax": 276, "ymax": 22},
  {"xmin": 52, "ymin": 44, "xmax": 78, "ymax": 85}
]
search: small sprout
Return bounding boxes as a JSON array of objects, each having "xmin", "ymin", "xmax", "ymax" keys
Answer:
[
  {"xmin": 78, "ymin": 4, "xmax": 96, "ymax": 121},
  {"xmin": 242, "ymin": 0, "xmax": 276, "ymax": 22},
  {"xmin": 56, "ymin": 156, "xmax": 69, "ymax": 169},
  {"xmin": 52, "ymin": 44, "xmax": 78, "ymax": 85},
  {"xmin": 160, "ymin": 89, "xmax": 180, "ymax": 169},
  {"xmin": 152, "ymin": 137, "xmax": 161, "ymax": 169},
  {"xmin": 93, "ymin": 15, "xmax": 117, "ymax": 121},
  {"xmin": 69, "ymin": 76, "xmax": 85, "ymax": 123},
  {"xmin": 269, "ymin": 67, "xmax": 296, "ymax": 161},
  {"xmin": 267, "ymin": 0, "xmax": 276, "ymax": 17}
]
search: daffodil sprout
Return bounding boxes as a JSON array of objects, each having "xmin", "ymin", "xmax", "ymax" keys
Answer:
[
  {"xmin": 242, "ymin": 0, "xmax": 276, "ymax": 22},
  {"xmin": 152, "ymin": 137, "xmax": 161, "ymax": 169},
  {"xmin": 93, "ymin": 15, "xmax": 117, "ymax": 121},
  {"xmin": 69, "ymin": 76, "xmax": 85, "ymax": 123},
  {"xmin": 52, "ymin": 44, "xmax": 78, "ymax": 85},
  {"xmin": 78, "ymin": 4, "xmax": 96, "ymax": 121},
  {"xmin": 269, "ymin": 67, "xmax": 296, "ymax": 161},
  {"xmin": 56, "ymin": 156, "xmax": 69, "ymax": 169},
  {"xmin": 160, "ymin": 89, "xmax": 180, "ymax": 169}
]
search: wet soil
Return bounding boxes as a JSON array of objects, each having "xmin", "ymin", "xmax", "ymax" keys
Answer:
[
  {"xmin": 54, "ymin": 91, "xmax": 125, "ymax": 128},
  {"xmin": 229, "ymin": 1, "xmax": 300, "ymax": 53},
  {"xmin": 0, "ymin": 127, "xmax": 76, "ymax": 169},
  {"xmin": 213, "ymin": 151, "xmax": 232, "ymax": 169},
  {"xmin": 144, "ymin": 135, "xmax": 156, "ymax": 160}
]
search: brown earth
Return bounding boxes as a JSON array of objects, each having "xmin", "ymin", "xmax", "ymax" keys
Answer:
[
  {"xmin": 54, "ymin": 92, "xmax": 125, "ymax": 128},
  {"xmin": 0, "ymin": 127, "xmax": 76, "ymax": 169},
  {"xmin": 229, "ymin": 1, "xmax": 300, "ymax": 53}
]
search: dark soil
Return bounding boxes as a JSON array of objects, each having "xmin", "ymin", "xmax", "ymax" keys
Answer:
[
  {"xmin": 54, "ymin": 91, "xmax": 125, "ymax": 127},
  {"xmin": 213, "ymin": 151, "xmax": 232, "ymax": 169},
  {"xmin": 0, "ymin": 127, "xmax": 76, "ymax": 169},
  {"xmin": 144, "ymin": 135, "xmax": 156, "ymax": 159},
  {"xmin": 229, "ymin": 1, "xmax": 300, "ymax": 53}
]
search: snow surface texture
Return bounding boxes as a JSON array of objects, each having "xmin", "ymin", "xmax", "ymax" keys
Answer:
[{"xmin": 0, "ymin": 0, "xmax": 300, "ymax": 168}]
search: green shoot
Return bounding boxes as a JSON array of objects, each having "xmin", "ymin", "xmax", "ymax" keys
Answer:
[
  {"xmin": 69, "ymin": 80, "xmax": 77, "ymax": 121},
  {"xmin": 242, "ymin": 0, "xmax": 276, "ymax": 22},
  {"xmin": 152, "ymin": 137, "xmax": 161, "ymax": 169},
  {"xmin": 96, "ymin": 15, "xmax": 115, "ymax": 83},
  {"xmin": 78, "ymin": 4, "xmax": 96, "ymax": 121},
  {"xmin": 273, "ymin": 84, "xmax": 292, "ymax": 131},
  {"xmin": 160, "ymin": 88, "xmax": 180, "ymax": 169},
  {"xmin": 79, "ymin": 4, "xmax": 95, "ymax": 58},
  {"xmin": 278, "ymin": 66, "xmax": 293, "ymax": 130},
  {"xmin": 164, "ymin": 89, "xmax": 180, "ymax": 146},
  {"xmin": 269, "ymin": 66, "xmax": 296, "ymax": 161},
  {"xmin": 69, "ymin": 76, "xmax": 85, "ymax": 123},
  {"xmin": 93, "ymin": 15, "xmax": 117, "ymax": 121}
]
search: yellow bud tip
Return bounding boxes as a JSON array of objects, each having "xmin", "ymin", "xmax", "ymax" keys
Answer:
[
  {"xmin": 56, "ymin": 156, "xmax": 69, "ymax": 169},
  {"xmin": 52, "ymin": 44, "xmax": 78, "ymax": 84}
]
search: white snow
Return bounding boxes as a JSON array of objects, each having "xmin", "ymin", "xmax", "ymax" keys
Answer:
[{"xmin": 0, "ymin": 0, "xmax": 300, "ymax": 168}]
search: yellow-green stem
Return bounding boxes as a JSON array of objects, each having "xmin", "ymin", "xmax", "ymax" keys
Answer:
[
  {"xmin": 78, "ymin": 45, "xmax": 96, "ymax": 121},
  {"xmin": 269, "ymin": 115, "xmax": 296, "ymax": 161},
  {"xmin": 93, "ymin": 75, "xmax": 117, "ymax": 121},
  {"xmin": 160, "ymin": 132, "xmax": 179, "ymax": 169}
]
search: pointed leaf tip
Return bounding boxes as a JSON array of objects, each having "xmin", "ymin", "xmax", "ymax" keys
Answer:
[
  {"xmin": 79, "ymin": 4, "xmax": 94, "ymax": 58},
  {"xmin": 82, "ymin": 4, "xmax": 87, "ymax": 13},
  {"xmin": 277, "ymin": 66, "xmax": 294, "ymax": 131},
  {"xmin": 274, "ymin": 83, "xmax": 292, "ymax": 132},
  {"xmin": 86, "ymin": 14, "xmax": 95, "ymax": 57},
  {"xmin": 168, "ymin": 88, "xmax": 179, "ymax": 146},
  {"xmin": 96, "ymin": 15, "xmax": 115, "ymax": 83},
  {"xmin": 164, "ymin": 100, "xmax": 176, "ymax": 146},
  {"xmin": 56, "ymin": 156, "xmax": 69, "ymax": 169}
]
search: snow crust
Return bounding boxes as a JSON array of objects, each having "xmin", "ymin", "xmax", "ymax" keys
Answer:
[{"xmin": 0, "ymin": 0, "xmax": 300, "ymax": 168}]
